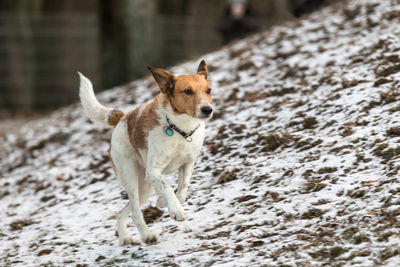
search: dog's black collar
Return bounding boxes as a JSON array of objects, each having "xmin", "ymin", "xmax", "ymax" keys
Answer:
[{"xmin": 165, "ymin": 116, "xmax": 200, "ymax": 142}]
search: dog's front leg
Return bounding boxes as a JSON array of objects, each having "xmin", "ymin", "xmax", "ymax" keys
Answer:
[
  {"xmin": 146, "ymin": 168, "xmax": 186, "ymax": 221},
  {"xmin": 176, "ymin": 162, "xmax": 194, "ymax": 204}
]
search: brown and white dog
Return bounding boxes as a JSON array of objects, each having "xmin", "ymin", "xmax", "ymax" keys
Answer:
[{"xmin": 78, "ymin": 61, "xmax": 213, "ymax": 245}]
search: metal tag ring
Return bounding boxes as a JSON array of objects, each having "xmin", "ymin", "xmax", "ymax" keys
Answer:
[
  {"xmin": 163, "ymin": 126, "xmax": 174, "ymax": 136},
  {"xmin": 185, "ymin": 136, "xmax": 193, "ymax": 142}
]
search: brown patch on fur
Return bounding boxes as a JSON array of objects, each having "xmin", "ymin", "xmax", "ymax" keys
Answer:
[
  {"xmin": 169, "ymin": 74, "xmax": 211, "ymax": 116},
  {"xmin": 108, "ymin": 109, "xmax": 124, "ymax": 127},
  {"xmin": 127, "ymin": 95, "xmax": 162, "ymax": 152}
]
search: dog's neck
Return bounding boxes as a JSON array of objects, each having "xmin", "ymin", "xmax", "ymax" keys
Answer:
[{"xmin": 158, "ymin": 103, "xmax": 204, "ymax": 134}]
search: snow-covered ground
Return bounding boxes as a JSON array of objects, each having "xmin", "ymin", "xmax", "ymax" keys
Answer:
[{"xmin": 1, "ymin": 0, "xmax": 400, "ymax": 266}]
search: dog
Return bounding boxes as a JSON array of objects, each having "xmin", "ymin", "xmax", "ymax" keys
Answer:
[{"xmin": 78, "ymin": 61, "xmax": 213, "ymax": 245}]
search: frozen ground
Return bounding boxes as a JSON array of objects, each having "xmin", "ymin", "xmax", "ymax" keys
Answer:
[{"xmin": 1, "ymin": 0, "xmax": 400, "ymax": 266}]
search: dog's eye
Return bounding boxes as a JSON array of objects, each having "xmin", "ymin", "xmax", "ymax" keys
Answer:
[
  {"xmin": 206, "ymin": 88, "xmax": 211, "ymax": 94},
  {"xmin": 184, "ymin": 89, "xmax": 194, "ymax": 95}
]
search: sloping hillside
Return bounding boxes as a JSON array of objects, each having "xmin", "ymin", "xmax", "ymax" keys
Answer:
[{"xmin": 1, "ymin": 0, "xmax": 400, "ymax": 266}]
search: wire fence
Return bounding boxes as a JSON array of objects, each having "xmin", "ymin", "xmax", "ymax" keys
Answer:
[
  {"xmin": 0, "ymin": 12, "xmax": 99, "ymax": 110},
  {"xmin": 0, "ymin": 10, "xmax": 272, "ymax": 111}
]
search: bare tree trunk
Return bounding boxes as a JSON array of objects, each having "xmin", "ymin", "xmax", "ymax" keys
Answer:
[
  {"xmin": 100, "ymin": 0, "xmax": 157, "ymax": 88},
  {"xmin": 272, "ymin": 0, "xmax": 293, "ymax": 21}
]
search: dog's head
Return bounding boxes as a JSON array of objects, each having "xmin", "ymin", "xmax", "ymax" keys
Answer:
[{"xmin": 148, "ymin": 60, "xmax": 213, "ymax": 119}]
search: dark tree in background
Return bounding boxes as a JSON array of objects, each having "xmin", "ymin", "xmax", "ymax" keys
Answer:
[
  {"xmin": 100, "ymin": 0, "xmax": 132, "ymax": 89},
  {"xmin": 99, "ymin": 0, "xmax": 161, "ymax": 89},
  {"xmin": 290, "ymin": 0, "xmax": 329, "ymax": 17}
]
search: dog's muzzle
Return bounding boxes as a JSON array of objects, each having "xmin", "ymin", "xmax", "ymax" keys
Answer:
[{"xmin": 201, "ymin": 106, "xmax": 213, "ymax": 117}]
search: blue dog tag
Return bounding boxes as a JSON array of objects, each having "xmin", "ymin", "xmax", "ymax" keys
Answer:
[{"xmin": 163, "ymin": 126, "xmax": 174, "ymax": 136}]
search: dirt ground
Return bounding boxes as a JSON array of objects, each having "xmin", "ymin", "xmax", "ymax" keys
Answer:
[{"xmin": 0, "ymin": 111, "xmax": 49, "ymax": 138}]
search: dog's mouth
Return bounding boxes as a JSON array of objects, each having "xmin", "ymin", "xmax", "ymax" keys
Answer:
[{"xmin": 197, "ymin": 112, "xmax": 213, "ymax": 120}]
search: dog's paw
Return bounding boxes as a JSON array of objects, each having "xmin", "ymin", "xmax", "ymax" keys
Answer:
[
  {"xmin": 176, "ymin": 191, "xmax": 187, "ymax": 204},
  {"xmin": 119, "ymin": 236, "xmax": 139, "ymax": 246},
  {"xmin": 156, "ymin": 196, "xmax": 167, "ymax": 208},
  {"xmin": 169, "ymin": 205, "xmax": 186, "ymax": 221},
  {"xmin": 142, "ymin": 232, "xmax": 158, "ymax": 244}
]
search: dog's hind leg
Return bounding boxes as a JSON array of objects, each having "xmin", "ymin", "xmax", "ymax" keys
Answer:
[
  {"xmin": 117, "ymin": 202, "xmax": 137, "ymax": 245},
  {"xmin": 123, "ymin": 162, "xmax": 158, "ymax": 244},
  {"xmin": 111, "ymin": 122, "xmax": 156, "ymax": 244},
  {"xmin": 138, "ymin": 165, "xmax": 154, "ymax": 206}
]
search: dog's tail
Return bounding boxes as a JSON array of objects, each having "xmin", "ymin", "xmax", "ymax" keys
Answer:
[{"xmin": 78, "ymin": 72, "xmax": 124, "ymax": 127}]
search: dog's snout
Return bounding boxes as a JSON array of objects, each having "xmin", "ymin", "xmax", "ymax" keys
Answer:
[{"xmin": 201, "ymin": 106, "xmax": 213, "ymax": 116}]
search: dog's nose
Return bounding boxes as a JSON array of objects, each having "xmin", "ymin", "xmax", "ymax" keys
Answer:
[{"xmin": 201, "ymin": 106, "xmax": 213, "ymax": 116}]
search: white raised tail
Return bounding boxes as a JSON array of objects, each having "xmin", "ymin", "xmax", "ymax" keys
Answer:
[{"xmin": 78, "ymin": 72, "xmax": 124, "ymax": 127}]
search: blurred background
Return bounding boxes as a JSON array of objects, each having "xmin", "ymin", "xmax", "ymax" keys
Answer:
[{"xmin": 0, "ymin": 0, "xmax": 332, "ymax": 114}]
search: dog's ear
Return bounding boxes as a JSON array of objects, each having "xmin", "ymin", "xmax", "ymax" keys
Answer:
[
  {"xmin": 197, "ymin": 60, "xmax": 208, "ymax": 79},
  {"xmin": 148, "ymin": 67, "xmax": 175, "ymax": 95}
]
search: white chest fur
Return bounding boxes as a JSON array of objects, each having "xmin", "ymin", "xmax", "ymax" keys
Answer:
[
  {"xmin": 139, "ymin": 105, "xmax": 206, "ymax": 174},
  {"xmin": 147, "ymin": 122, "xmax": 205, "ymax": 174}
]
